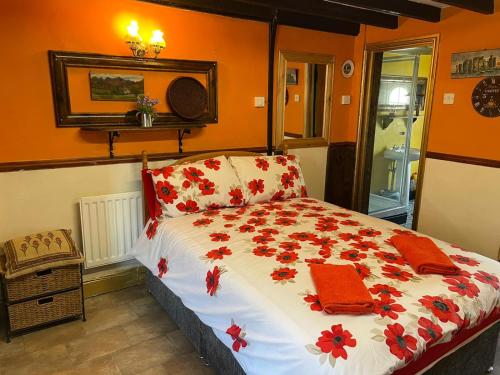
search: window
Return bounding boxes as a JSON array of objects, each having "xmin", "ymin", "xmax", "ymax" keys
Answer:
[{"xmin": 389, "ymin": 87, "xmax": 410, "ymax": 106}]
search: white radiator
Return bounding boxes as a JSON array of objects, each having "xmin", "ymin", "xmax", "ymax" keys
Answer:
[{"xmin": 79, "ymin": 191, "xmax": 144, "ymax": 268}]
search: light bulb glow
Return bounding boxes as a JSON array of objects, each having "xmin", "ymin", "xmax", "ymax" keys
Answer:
[
  {"xmin": 150, "ymin": 30, "xmax": 166, "ymax": 47},
  {"xmin": 124, "ymin": 20, "xmax": 165, "ymax": 58},
  {"xmin": 126, "ymin": 20, "xmax": 141, "ymax": 40}
]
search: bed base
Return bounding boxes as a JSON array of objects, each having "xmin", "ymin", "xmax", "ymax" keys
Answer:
[
  {"xmin": 146, "ymin": 270, "xmax": 498, "ymax": 375},
  {"xmin": 421, "ymin": 324, "xmax": 497, "ymax": 375},
  {"xmin": 146, "ymin": 270, "xmax": 245, "ymax": 375}
]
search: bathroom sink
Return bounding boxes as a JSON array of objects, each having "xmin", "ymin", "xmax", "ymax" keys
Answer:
[{"xmin": 384, "ymin": 148, "xmax": 420, "ymax": 161}]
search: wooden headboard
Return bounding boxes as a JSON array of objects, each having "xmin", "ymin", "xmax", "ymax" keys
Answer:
[{"xmin": 141, "ymin": 148, "xmax": 287, "ymax": 169}]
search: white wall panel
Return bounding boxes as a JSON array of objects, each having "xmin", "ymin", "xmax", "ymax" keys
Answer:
[
  {"xmin": 289, "ymin": 147, "xmax": 328, "ymax": 200},
  {"xmin": 418, "ymin": 158, "xmax": 500, "ymax": 259}
]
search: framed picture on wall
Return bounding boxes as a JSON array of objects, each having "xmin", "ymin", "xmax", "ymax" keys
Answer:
[
  {"xmin": 89, "ymin": 73, "xmax": 144, "ymax": 101},
  {"xmin": 286, "ymin": 68, "xmax": 298, "ymax": 85},
  {"xmin": 451, "ymin": 48, "xmax": 500, "ymax": 79}
]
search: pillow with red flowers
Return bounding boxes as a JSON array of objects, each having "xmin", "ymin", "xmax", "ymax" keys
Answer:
[
  {"xmin": 228, "ymin": 155, "xmax": 307, "ymax": 204},
  {"xmin": 150, "ymin": 156, "xmax": 245, "ymax": 217}
]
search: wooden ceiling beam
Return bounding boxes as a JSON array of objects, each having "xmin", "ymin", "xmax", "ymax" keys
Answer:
[
  {"xmin": 141, "ymin": 0, "xmax": 360, "ymax": 35},
  {"xmin": 230, "ymin": 0, "xmax": 399, "ymax": 28},
  {"xmin": 142, "ymin": 0, "xmax": 273, "ymax": 23},
  {"xmin": 433, "ymin": 0, "xmax": 494, "ymax": 14},
  {"xmin": 278, "ymin": 11, "xmax": 360, "ymax": 35},
  {"xmin": 324, "ymin": 0, "xmax": 441, "ymax": 22}
]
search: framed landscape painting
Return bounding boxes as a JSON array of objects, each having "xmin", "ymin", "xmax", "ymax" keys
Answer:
[{"xmin": 89, "ymin": 72, "xmax": 144, "ymax": 101}]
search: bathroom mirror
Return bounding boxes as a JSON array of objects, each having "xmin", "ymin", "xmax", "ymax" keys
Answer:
[{"xmin": 276, "ymin": 51, "xmax": 333, "ymax": 149}]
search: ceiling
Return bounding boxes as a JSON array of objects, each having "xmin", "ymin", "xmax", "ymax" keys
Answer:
[{"xmin": 143, "ymin": 0, "xmax": 496, "ymax": 36}]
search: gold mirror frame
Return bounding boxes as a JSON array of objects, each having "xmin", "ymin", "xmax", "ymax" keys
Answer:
[
  {"xmin": 352, "ymin": 35, "xmax": 440, "ymax": 230},
  {"xmin": 275, "ymin": 51, "xmax": 334, "ymax": 149}
]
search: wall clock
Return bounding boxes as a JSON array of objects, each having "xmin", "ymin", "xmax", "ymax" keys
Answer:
[
  {"xmin": 341, "ymin": 59, "xmax": 354, "ymax": 78},
  {"xmin": 471, "ymin": 76, "xmax": 500, "ymax": 118}
]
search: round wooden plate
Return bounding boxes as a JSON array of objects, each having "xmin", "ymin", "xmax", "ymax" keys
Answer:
[{"xmin": 167, "ymin": 77, "xmax": 208, "ymax": 120}]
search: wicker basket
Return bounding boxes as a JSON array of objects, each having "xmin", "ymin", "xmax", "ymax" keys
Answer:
[
  {"xmin": 8, "ymin": 289, "xmax": 82, "ymax": 332},
  {"xmin": 5, "ymin": 265, "xmax": 81, "ymax": 302}
]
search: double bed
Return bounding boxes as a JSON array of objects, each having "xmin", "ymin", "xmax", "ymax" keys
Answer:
[{"xmin": 132, "ymin": 151, "xmax": 500, "ymax": 375}]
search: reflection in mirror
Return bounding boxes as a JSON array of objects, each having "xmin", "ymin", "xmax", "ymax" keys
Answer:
[
  {"xmin": 284, "ymin": 63, "xmax": 327, "ymax": 139},
  {"xmin": 276, "ymin": 51, "xmax": 333, "ymax": 149}
]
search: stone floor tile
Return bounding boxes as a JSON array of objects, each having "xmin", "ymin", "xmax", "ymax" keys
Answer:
[
  {"xmin": 82, "ymin": 302, "xmax": 138, "ymax": 335},
  {"xmin": 22, "ymin": 319, "xmax": 86, "ymax": 352},
  {"xmin": 67, "ymin": 326, "xmax": 131, "ymax": 363},
  {"xmin": 0, "ymin": 335, "xmax": 25, "ymax": 362},
  {"xmin": 122, "ymin": 311, "xmax": 178, "ymax": 346},
  {"xmin": 161, "ymin": 352, "xmax": 216, "ymax": 375},
  {"xmin": 84, "ymin": 286, "xmax": 146, "ymax": 312},
  {"xmin": 1, "ymin": 343, "xmax": 72, "ymax": 375},
  {"xmin": 112, "ymin": 335, "xmax": 182, "ymax": 375},
  {"xmin": 165, "ymin": 328, "xmax": 196, "ymax": 355}
]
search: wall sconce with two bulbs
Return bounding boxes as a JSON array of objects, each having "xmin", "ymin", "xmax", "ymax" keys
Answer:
[{"xmin": 125, "ymin": 20, "xmax": 166, "ymax": 58}]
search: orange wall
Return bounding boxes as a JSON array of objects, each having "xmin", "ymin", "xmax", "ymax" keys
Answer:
[
  {"xmin": 0, "ymin": 0, "xmax": 269, "ymax": 162},
  {"xmin": 67, "ymin": 68, "xmax": 207, "ymax": 113},
  {"xmin": 276, "ymin": 26, "xmax": 355, "ymax": 143},
  {"xmin": 348, "ymin": 7, "xmax": 500, "ymax": 161},
  {"xmin": 0, "ymin": 0, "xmax": 357, "ymax": 163},
  {"xmin": 3, "ymin": 1, "xmax": 497, "ymax": 163}
]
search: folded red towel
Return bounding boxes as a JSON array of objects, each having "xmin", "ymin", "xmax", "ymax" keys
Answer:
[
  {"xmin": 390, "ymin": 234, "xmax": 459, "ymax": 275},
  {"xmin": 309, "ymin": 264, "xmax": 374, "ymax": 315}
]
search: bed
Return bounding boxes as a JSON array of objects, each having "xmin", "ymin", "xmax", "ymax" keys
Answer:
[{"xmin": 132, "ymin": 151, "xmax": 500, "ymax": 375}]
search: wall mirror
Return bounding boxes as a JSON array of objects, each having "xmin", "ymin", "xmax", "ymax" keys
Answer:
[{"xmin": 276, "ymin": 51, "xmax": 334, "ymax": 149}]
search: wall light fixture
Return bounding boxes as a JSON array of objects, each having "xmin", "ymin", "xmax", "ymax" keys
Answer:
[{"xmin": 125, "ymin": 20, "xmax": 165, "ymax": 58}]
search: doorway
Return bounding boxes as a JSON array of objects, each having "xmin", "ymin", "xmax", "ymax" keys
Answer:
[{"xmin": 353, "ymin": 36, "xmax": 439, "ymax": 229}]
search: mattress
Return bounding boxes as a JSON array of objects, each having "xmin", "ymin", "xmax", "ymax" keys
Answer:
[{"xmin": 132, "ymin": 198, "xmax": 500, "ymax": 375}]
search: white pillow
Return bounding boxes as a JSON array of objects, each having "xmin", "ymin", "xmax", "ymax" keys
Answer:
[
  {"xmin": 150, "ymin": 156, "xmax": 245, "ymax": 217},
  {"xmin": 228, "ymin": 155, "xmax": 308, "ymax": 205}
]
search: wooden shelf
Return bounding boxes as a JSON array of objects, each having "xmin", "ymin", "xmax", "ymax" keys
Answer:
[
  {"xmin": 81, "ymin": 124, "xmax": 206, "ymax": 158},
  {"xmin": 81, "ymin": 124, "xmax": 206, "ymax": 132}
]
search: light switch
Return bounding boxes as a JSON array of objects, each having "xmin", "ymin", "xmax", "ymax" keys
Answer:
[
  {"xmin": 341, "ymin": 95, "xmax": 351, "ymax": 105},
  {"xmin": 254, "ymin": 97, "xmax": 265, "ymax": 108},
  {"xmin": 294, "ymin": 94, "xmax": 300, "ymax": 102},
  {"xmin": 443, "ymin": 93, "xmax": 455, "ymax": 105}
]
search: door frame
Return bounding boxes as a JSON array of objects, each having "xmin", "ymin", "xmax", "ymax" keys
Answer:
[{"xmin": 352, "ymin": 35, "xmax": 440, "ymax": 230}]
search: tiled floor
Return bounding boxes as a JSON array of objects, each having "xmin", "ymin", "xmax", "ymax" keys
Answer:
[
  {"xmin": 0, "ymin": 286, "xmax": 215, "ymax": 375},
  {"xmin": 1, "ymin": 285, "xmax": 498, "ymax": 375}
]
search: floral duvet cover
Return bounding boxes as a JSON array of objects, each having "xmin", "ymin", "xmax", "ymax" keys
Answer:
[{"xmin": 132, "ymin": 198, "xmax": 500, "ymax": 375}]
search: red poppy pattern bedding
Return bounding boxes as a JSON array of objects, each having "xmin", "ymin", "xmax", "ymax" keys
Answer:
[
  {"xmin": 132, "ymin": 198, "xmax": 500, "ymax": 375},
  {"xmin": 228, "ymin": 155, "xmax": 307, "ymax": 204},
  {"xmin": 149, "ymin": 156, "xmax": 244, "ymax": 218}
]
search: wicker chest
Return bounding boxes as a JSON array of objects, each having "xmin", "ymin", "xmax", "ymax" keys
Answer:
[{"xmin": 1, "ymin": 264, "xmax": 85, "ymax": 342}]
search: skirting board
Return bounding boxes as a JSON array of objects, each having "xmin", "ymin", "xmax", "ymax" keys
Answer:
[{"xmin": 83, "ymin": 263, "xmax": 146, "ymax": 298}]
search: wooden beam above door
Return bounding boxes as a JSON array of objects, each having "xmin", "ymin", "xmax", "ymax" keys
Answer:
[
  {"xmin": 433, "ymin": 0, "xmax": 495, "ymax": 14},
  {"xmin": 142, "ymin": 0, "xmax": 361, "ymax": 35}
]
